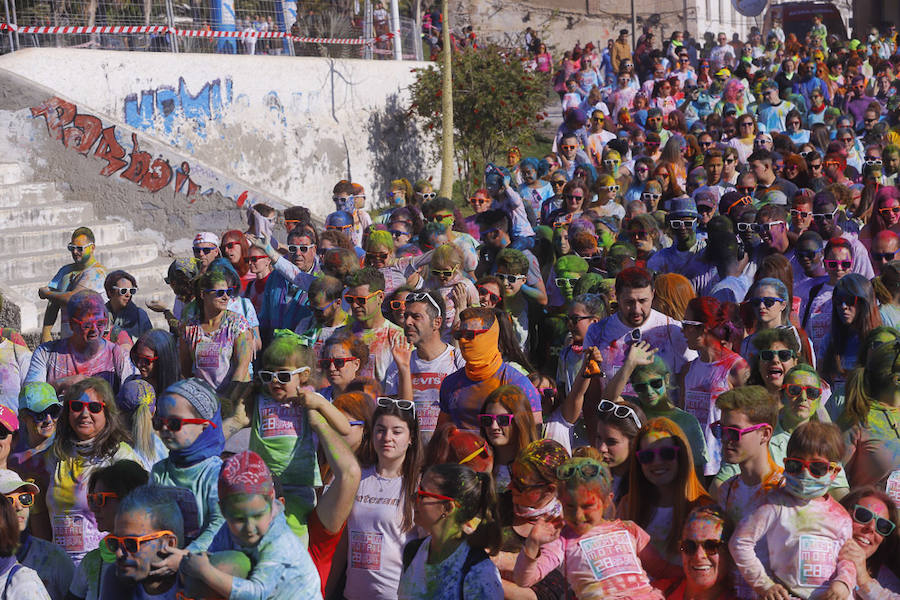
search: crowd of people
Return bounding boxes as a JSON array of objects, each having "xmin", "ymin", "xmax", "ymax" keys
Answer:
[{"xmin": 4, "ymin": 14, "xmax": 900, "ymax": 600}]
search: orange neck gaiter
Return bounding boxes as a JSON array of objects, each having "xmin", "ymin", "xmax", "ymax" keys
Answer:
[{"xmin": 460, "ymin": 321, "xmax": 503, "ymax": 381}]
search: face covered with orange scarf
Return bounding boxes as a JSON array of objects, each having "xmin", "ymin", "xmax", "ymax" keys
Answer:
[{"xmin": 457, "ymin": 317, "xmax": 503, "ymax": 381}]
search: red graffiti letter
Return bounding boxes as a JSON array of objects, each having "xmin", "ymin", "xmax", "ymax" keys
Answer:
[
  {"xmin": 120, "ymin": 133, "xmax": 150, "ymax": 184},
  {"xmin": 63, "ymin": 114, "xmax": 103, "ymax": 155},
  {"xmin": 175, "ymin": 161, "xmax": 201, "ymax": 201},
  {"xmin": 141, "ymin": 158, "xmax": 173, "ymax": 193},
  {"xmin": 30, "ymin": 97, "xmax": 76, "ymax": 142},
  {"xmin": 93, "ymin": 127, "xmax": 127, "ymax": 176}
]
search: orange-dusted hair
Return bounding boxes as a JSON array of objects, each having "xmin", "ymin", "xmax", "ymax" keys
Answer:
[
  {"xmin": 619, "ymin": 417, "xmax": 711, "ymax": 556},
  {"xmin": 220, "ymin": 230, "xmax": 250, "ymax": 277},
  {"xmin": 424, "ymin": 423, "xmax": 493, "ymax": 473}
]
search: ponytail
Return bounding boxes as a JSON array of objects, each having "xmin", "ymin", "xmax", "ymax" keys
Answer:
[
  {"xmin": 841, "ymin": 366, "xmax": 871, "ymax": 429},
  {"xmin": 469, "ymin": 471, "xmax": 502, "ymax": 555},
  {"xmin": 131, "ymin": 403, "xmax": 163, "ymax": 466}
]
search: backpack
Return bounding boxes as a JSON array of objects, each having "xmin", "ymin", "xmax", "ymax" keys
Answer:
[{"xmin": 401, "ymin": 538, "xmax": 489, "ymax": 600}]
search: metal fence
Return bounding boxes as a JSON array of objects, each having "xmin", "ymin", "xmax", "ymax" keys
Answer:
[{"xmin": 0, "ymin": 0, "xmax": 423, "ymax": 59}]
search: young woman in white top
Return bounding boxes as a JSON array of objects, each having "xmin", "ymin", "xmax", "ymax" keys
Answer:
[{"xmin": 344, "ymin": 397, "xmax": 422, "ymax": 600}]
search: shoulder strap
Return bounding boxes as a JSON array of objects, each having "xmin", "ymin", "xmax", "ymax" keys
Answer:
[
  {"xmin": 459, "ymin": 544, "xmax": 490, "ymax": 600},
  {"xmin": 401, "ymin": 537, "xmax": 427, "ymax": 573},
  {"xmin": 2, "ymin": 564, "xmax": 22, "ymax": 599},
  {"xmin": 801, "ymin": 281, "xmax": 827, "ymax": 329}
]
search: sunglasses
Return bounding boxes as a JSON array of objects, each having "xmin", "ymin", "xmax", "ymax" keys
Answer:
[
  {"xmin": 680, "ymin": 539, "xmax": 724, "ymax": 555},
  {"xmin": 853, "ymin": 505, "xmax": 897, "ymax": 536},
  {"xmin": 203, "ymin": 288, "xmax": 235, "ymax": 298},
  {"xmin": 642, "ymin": 193, "xmax": 662, "ymax": 201},
  {"xmin": 406, "ymin": 291, "xmax": 443, "ymax": 317},
  {"xmin": 111, "ymin": 286, "xmax": 137, "ymax": 296},
  {"xmin": 562, "ymin": 194, "xmax": 584, "ymax": 203},
  {"xmin": 244, "ymin": 256, "xmax": 268, "ymax": 264},
  {"xmin": 459, "ymin": 443, "xmax": 489, "ymax": 465},
  {"xmin": 549, "ymin": 181, "xmax": 566, "ymax": 188},
  {"xmin": 70, "ymin": 317, "xmax": 108, "ymax": 332},
  {"xmin": 508, "ymin": 476, "xmax": 547, "ymax": 494},
  {"xmin": 477, "ymin": 286, "xmax": 501, "ymax": 303},
  {"xmin": 258, "ymin": 367, "xmax": 311, "ymax": 384},
  {"xmin": 223, "ymin": 241, "xmax": 242, "ymax": 250},
  {"xmin": 835, "ymin": 293, "xmax": 860, "ymax": 308},
  {"xmin": 809, "ymin": 163, "xmax": 823, "ymax": 170},
  {"xmin": 632, "ymin": 378, "xmax": 664, "ymax": 394},
  {"xmin": 87, "ymin": 491, "xmax": 118, "ymax": 508},
  {"xmin": 389, "ymin": 229, "xmax": 409, "ymax": 238},
  {"xmin": 711, "ymin": 421, "xmax": 769, "ymax": 443},
  {"xmin": 866, "ymin": 158, "xmax": 883, "ymax": 166},
  {"xmin": 749, "ymin": 297, "xmax": 784, "ymax": 309},
  {"xmin": 69, "ymin": 399, "xmax": 105, "ymax": 414},
  {"xmin": 873, "ymin": 251, "xmax": 897, "ymax": 262},
  {"xmin": 288, "ymin": 244, "xmax": 314, "ymax": 254},
  {"xmin": 425, "ymin": 214, "xmax": 453, "ymax": 223},
  {"xmin": 556, "ymin": 461, "xmax": 603, "ymax": 481},
  {"xmin": 67, "ymin": 243, "xmax": 94, "ymax": 252},
  {"xmin": 783, "ymin": 456, "xmax": 838, "ymax": 478},
  {"xmin": 192, "ymin": 247, "xmax": 216, "ymax": 256},
  {"xmin": 416, "ymin": 487, "xmax": 457, "ymax": 504},
  {"xmin": 326, "ymin": 224, "xmax": 353, "ymax": 231},
  {"xmin": 106, "ymin": 530, "xmax": 175, "ymax": 555},
  {"xmin": 469, "ymin": 196, "xmax": 492, "ymax": 205},
  {"xmin": 416, "ymin": 192, "xmax": 437, "ymax": 200},
  {"xmin": 668, "ymin": 219, "xmax": 697, "ymax": 230},
  {"xmin": 318, "ymin": 357, "xmax": 357, "ymax": 370},
  {"xmin": 824, "ymin": 259, "xmax": 852, "ymax": 270},
  {"xmin": 389, "ymin": 299, "xmax": 406, "ymax": 311},
  {"xmin": 880, "ymin": 206, "xmax": 900, "ymax": 216},
  {"xmin": 152, "ymin": 415, "xmax": 216, "ymax": 432},
  {"xmin": 603, "ymin": 185, "xmax": 620, "ymax": 193},
  {"xmin": 479, "ymin": 413, "xmax": 514, "ymax": 428},
  {"xmin": 790, "ymin": 209, "xmax": 812, "ymax": 219},
  {"xmin": 796, "ymin": 249, "xmax": 822, "ymax": 260},
  {"xmin": 453, "ymin": 328, "xmax": 489, "ymax": 341},
  {"xmin": 783, "ymin": 384, "xmax": 822, "ymax": 399},
  {"xmin": 757, "ymin": 220, "xmax": 785, "ymax": 233},
  {"xmin": 376, "ymin": 397, "xmax": 415, "ymax": 415},
  {"xmin": 432, "ymin": 268, "xmax": 457, "ymax": 278},
  {"xmin": 760, "ymin": 349, "xmax": 796, "ymax": 362},
  {"xmin": 311, "ymin": 299, "xmax": 337, "ymax": 314},
  {"xmin": 496, "ymin": 273, "xmax": 526, "ymax": 284},
  {"xmin": 332, "ymin": 195, "xmax": 355, "ymax": 204},
  {"xmin": 566, "ymin": 314, "xmax": 594, "ymax": 326},
  {"xmin": 598, "ymin": 399, "xmax": 642, "ymax": 429},
  {"xmin": 630, "ymin": 229, "xmax": 651, "ymax": 240},
  {"xmin": 560, "ymin": 145, "xmax": 577, "ymax": 151},
  {"xmin": 27, "ymin": 404, "xmax": 62, "ymax": 421},
  {"xmin": 366, "ymin": 251, "xmax": 390, "ymax": 262},
  {"xmin": 344, "ymin": 291, "xmax": 380, "ymax": 305},
  {"xmin": 636, "ymin": 445, "xmax": 679, "ymax": 464},
  {"xmin": 5, "ymin": 492, "xmax": 34, "ymax": 507}
]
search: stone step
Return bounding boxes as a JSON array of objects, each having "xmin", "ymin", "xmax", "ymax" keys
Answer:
[
  {"xmin": 0, "ymin": 163, "xmax": 24, "ymax": 185},
  {"xmin": 0, "ymin": 182, "xmax": 61, "ymax": 208},
  {"xmin": 0, "ymin": 201, "xmax": 94, "ymax": 229},
  {"xmin": 0, "ymin": 220, "xmax": 132, "ymax": 257},
  {"xmin": 0, "ymin": 241, "xmax": 160, "ymax": 282}
]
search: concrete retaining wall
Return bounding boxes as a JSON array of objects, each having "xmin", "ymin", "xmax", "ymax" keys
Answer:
[{"xmin": 0, "ymin": 49, "xmax": 438, "ymax": 222}]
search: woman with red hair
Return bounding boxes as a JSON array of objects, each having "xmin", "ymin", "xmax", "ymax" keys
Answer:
[
  {"xmin": 424, "ymin": 423, "xmax": 493, "ymax": 473},
  {"xmin": 220, "ymin": 230, "xmax": 253, "ymax": 293},
  {"xmin": 781, "ymin": 152, "xmax": 810, "ymax": 189},
  {"xmin": 860, "ymin": 186, "xmax": 900, "ymax": 248},
  {"xmin": 680, "ymin": 297, "xmax": 750, "ymax": 477},
  {"xmin": 618, "ymin": 417, "xmax": 712, "ymax": 562}
]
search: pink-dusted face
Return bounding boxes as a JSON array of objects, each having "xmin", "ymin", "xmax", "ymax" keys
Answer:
[
  {"xmin": 680, "ymin": 515, "xmax": 728, "ymax": 591},
  {"xmin": 851, "ymin": 495, "xmax": 892, "ymax": 559}
]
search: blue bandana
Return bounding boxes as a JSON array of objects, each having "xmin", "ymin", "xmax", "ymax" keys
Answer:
[{"xmin": 168, "ymin": 406, "xmax": 224, "ymax": 468}]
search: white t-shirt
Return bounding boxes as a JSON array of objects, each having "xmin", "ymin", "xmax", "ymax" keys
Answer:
[
  {"xmin": 345, "ymin": 466, "xmax": 417, "ymax": 600},
  {"xmin": 583, "ymin": 310, "xmax": 697, "ymax": 398},
  {"xmin": 397, "ymin": 537, "xmax": 503, "ymax": 600},
  {"xmin": 0, "ymin": 564, "xmax": 51, "ymax": 599},
  {"xmin": 383, "ymin": 345, "xmax": 465, "ymax": 441}
]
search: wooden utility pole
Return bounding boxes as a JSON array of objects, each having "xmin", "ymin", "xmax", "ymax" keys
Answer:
[{"xmin": 438, "ymin": 0, "xmax": 454, "ymax": 198}]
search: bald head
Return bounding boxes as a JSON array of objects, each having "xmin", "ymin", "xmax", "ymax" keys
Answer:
[{"xmin": 872, "ymin": 231, "xmax": 900, "ymax": 274}]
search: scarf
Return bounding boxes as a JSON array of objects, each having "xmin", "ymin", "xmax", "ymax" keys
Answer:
[
  {"xmin": 459, "ymin": 321, "xmax": 503, "ymax": 381},
  {"xmin": 513, "ymin": 498, "xmax": 563, "ymax": 521},
  {"xmin": 168, "ymin": 407, "xmax": 225, "ymax": 468}
]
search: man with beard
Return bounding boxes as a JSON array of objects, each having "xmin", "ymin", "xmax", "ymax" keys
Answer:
[
  {"xmin": 39, "ymin": 227, "xmax": 108, "ymax": 343},
  {"xmin": 102, "ymin": 485, "xmax": 184, "ymax": 599},
  {"xmin": 383, "ymin": 290, "xmax": 464, "ymax": 442},
  {"xmin": 25, "ymin": 290, "xmax": 134, "ymax": 394},
  {"xmin": 647, "ymin": 197, "xmax": 717, "ymax": 295}
]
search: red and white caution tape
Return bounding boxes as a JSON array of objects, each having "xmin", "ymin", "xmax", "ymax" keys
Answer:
[{"xmin": 0, "ymin": 22, "xmax": 393, "ymax": 45}]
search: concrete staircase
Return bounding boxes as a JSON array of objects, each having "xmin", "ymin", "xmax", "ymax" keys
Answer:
[{"xmin": 0, "ymin": 162, "xmax": 172, "ymax": 336}]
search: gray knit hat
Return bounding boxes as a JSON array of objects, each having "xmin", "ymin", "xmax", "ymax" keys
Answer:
[{"xmin": 163, "ymin": 378, "xmax": 218, "ymax": 420}]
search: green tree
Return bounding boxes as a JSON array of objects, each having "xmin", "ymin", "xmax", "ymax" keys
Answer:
[{"xmin": 410, "ymin": 44, "xmax": 550, "ymax": 199}]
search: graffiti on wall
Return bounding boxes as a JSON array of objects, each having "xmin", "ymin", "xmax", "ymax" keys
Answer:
[
  {"xmin": 30, "ymin": 96, "xmax": 250, "ymax": 205},
  {"xmin": 123, "ymin": 77, "xmax": 233, "ymax": 138}
]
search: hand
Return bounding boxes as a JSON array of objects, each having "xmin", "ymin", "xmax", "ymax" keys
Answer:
[
  {"xmin": 38, "ymin": 286, "xmax": 51, "ymax": 300},
  {"xmin": 761, "ymin": 584, "xmax": 794, "ymax": 600},
  {"xmin": 451, "ymin": 282, "xmax": 468, "ymax": 311},
  {"xmin": 625, "ymin": 340, "xmax": 658, "ymax": 367},
  {"xmin": 150, "ymin": 546, "xmax": 189, "ymax": 577},
  {"xmin": 389, "ymin": 329, "xmax": 413, "ymax": 371},
  {"xmin": 525, "ymin": 515, "xmax": 563, "ymax": 547},
  {"xmin": 295, "ymin": 391, "xmax": 327, "ymax": 412},
  {"xmin": 245, "ymin": 233, "xmax": 274, "ymax": 257},
  {"xmin": 838, "ymin": 539, "xmax": 870, "ymax": 585},
  {"xmin": 178, "ymin": 550, "xmax": 212, "ymax": 580},
  {"xmin": 145, "ymin": 299, "xmax": 170, "ymax": 313},
  {"xmin": 812, "ymin": 581, "xmax": 850, "ymax": 600}
]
